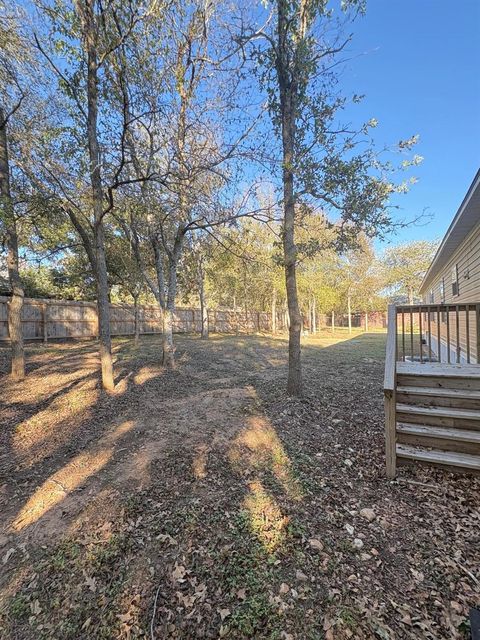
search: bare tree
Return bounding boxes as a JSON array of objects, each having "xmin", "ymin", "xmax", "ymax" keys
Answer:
[
  {"xmin": 30, "ymin": 0, "xmax": 148, "ymax": 390},
  {"xmin": 115, "ymin": 0, "xmax": 267, "ymax": 366}
]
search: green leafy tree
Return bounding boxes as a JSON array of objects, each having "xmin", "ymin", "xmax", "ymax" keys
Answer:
[
  {"xmin": 244, "ymin": 0, "xmax": 421, "ymax": 395},
  {"xmin": 382, "ymin": 240, "xmax": 438, "ymax": 304}
]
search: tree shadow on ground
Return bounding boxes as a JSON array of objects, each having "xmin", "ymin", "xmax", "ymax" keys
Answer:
[{"xmin": 0, "ymin": 332, "xmax": 477, "ymax": 639}]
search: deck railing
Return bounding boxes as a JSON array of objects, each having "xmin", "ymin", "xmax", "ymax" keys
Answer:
[{"xmin": 394, "ymin": 303, "xmax": 480, "ymax": 365}]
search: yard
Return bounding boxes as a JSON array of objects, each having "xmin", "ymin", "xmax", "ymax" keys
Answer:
[{"xmin": 0, "ymin": 332, "xmax": 479, "ymax": 639}]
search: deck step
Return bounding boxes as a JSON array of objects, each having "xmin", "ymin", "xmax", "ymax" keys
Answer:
[
  {"xmin": 396, "ymin": 403, "xmax": 480, "ymax": 421},
  {"xmin": 397, "ymin": 423, "xmax": 480, "ymax": 444},
  {"xmin": 397, "ymin": 362, "xmax": 480, "ymax": 378},
  {"xmin": 397, "ymin": 386, "xmax": 480, "ymax": 401},
  {"xmin": 396, "ymin": 444, "xmax": 480, "ymax": 471}
]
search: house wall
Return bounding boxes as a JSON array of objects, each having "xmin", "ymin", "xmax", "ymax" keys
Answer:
[
  {"xmin": 424, "ymin": 220, "xmax": 480, "ymax": 304},
  {"xmin": 422, "ymin": 220, "xmax": 480, "ymax": 363}
]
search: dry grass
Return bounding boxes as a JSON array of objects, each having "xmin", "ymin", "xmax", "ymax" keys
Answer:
[{"xmin": 0, "ymin": 331, "xmax": 478, "ymax": 639}]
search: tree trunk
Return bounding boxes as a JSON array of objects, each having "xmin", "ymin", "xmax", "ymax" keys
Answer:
[
  {"xmin": 0, "ymin": 108, "xmax": 25, "ymax": 380},
  {"xmin": 81, "ymin": 0, "xmax": 114, "ymax": 391},
  {"xmin": 271, "ymin": 289, "xmax": 277, "ymax": 334},
  {"xmin": 162, "ymin": 228, "xmax": 184, "ymax": 367},
  {"xmin": 162, "ymin": 305, "xmax": 175, "ymax": 367},
  {"xmin": 312, "ymin": 298, "xmax": 317, "ymax": 334},
  {"xmin": 365, "ymin": 311, "xmax": 368, "ymax": 332},
  {"xmin": 198, "ymin": 263, "xmax": 209, "ymax": 339},
  {"xmin": 277, "ymin": 0, "xmax": 303, "ymax": 396},
  {"xmin": 95, "ymin": 227, "xmax": 114, "ymax": 390},
  {"xmin": 233, "ymin": 294, "xmax": 239, "ymax": 335},
  {"xmin": 347, "ymin": 294, "xmax": 352, "ymax": 334},
  {"xmin": 133, "ymin": 295, "xmax": 140, "ymax": 345},
  {"xmin": 332, "ymin": 310, "xmax": 335, "ymax": 335}
]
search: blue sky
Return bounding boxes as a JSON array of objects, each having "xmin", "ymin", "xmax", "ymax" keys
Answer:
[{"xmin": 341, "ymin": 0, "xmax": 479, "ymax": 248}]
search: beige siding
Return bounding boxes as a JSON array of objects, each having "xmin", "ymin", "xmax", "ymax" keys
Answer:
[
  {"xmin": 426, "ymin": 221, "xmax": 480, "ymax": 305},
  {"xmin": 422, "ymin": 221, "xmax": 480, "ymax": 363}
]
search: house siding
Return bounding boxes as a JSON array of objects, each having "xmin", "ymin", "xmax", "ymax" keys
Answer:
[{"xmin": 422, "ymin": 220, "xmax": 480, "ymax": 363}]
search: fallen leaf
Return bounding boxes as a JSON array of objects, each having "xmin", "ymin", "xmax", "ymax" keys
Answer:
[
  {"xmin": 2, "ymin": 548, "xmax": 15, "ymax": 565},
  {"xmin": 309, "ymin": 538, "xmax": 324, "ymax": 551},
  {"xmin": 218, "ymin": 608, "xmax": 230, "ymax": 621}
]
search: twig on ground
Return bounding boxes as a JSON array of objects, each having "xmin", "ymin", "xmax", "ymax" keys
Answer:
[
  {"xmin": 150, "ymin": 584, "xmax": 162, "ymax": 640},
  {"xmin": 454, "ymin": 560, "xmax": 480, "ymax": 588}
]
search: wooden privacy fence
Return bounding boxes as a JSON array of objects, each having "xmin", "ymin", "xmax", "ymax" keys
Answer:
[
  {"xmin": 0, "ymin": 296, "xmax": 288, "ymax": 342},
  {"xmin": 321, "ymin": 311, "xmax": 387, "ymax": 331}
]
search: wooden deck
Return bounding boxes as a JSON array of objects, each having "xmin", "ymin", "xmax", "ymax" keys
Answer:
[{"xmin": 384, "ymin": 304, "xmax": 480, "ymax": 476}]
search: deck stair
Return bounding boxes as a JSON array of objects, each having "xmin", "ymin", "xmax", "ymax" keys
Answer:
[
  {"xmin": 384, "ymin": 300, "xmax": 480, "ymax": 477},
  {"xmin": 390, "ymin": 362, "xmax": 480, "ymax": 473}
]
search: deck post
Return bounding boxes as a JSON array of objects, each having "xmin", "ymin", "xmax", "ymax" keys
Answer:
[
  {"xmin": 385, "ymin": 389, "xmax": 396, "ymax": 478},
  {"xmin": 384, "ymin": 304, "xmax": 397, "ymax": 478},
  {"xmin": 476, "ymin": 304, "xmax": 480, "ymax": 364}
]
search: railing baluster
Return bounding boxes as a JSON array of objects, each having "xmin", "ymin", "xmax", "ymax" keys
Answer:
[
  {"xmin": 427, "ymin": 307, "xmax": 431, "ymax": 360},
  {"xmin": 419, "ymin": 306, "xmax": 423, "ymax": 362},
  {"xmin": 446, "ymin": 307, "xmax": 451, "ymax": 364},
  {"xmin": 466, "ymin": 304, "xmax": 471, "ymax": 364},
  {"xmin": 476, "ymin": 304, "xmax": 480, "ymax": 365},
  {"xmin": 402, "ymin": 310, "xmax": 405, "ymax": 361},
  {"xmin": 455, "ymin": 305, "xmax": 461, "ymax": 363},
  {"xmin": 410, "ymin": 308, "xmax": 414, "ymax": 361},
  {"xmin": 395, "ymin": 309, "xmax": 399, "ymax": 361},
  {"xmin": 437, "ymin": 305, "xmax": 441, "ymax": 363}
]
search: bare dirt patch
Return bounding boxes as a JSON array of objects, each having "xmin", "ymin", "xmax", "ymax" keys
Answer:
[{"xmin": 0, "ymin": 332, "xmax": 479, "ymax": 639}]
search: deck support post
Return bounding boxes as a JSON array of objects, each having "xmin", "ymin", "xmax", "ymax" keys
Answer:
[
  {"xmin": 384, "ymin": 304, "xmax": 397, "ymax": 478},
  {"xmin": 385, "ymin": 388, "xmax": 396, "ymax": 478}
]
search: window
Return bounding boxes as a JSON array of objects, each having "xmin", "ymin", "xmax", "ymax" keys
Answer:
[
  {"xmin": 429, "ymin": 289, "xmax": 434, "ymax": 303},
  {"xmin": 439, "ymin": 278, "xmax": 445, "ymax": 302},
  {"xmin": 452, "ymin": 264, "xmax": 459, "ymax": 296}
]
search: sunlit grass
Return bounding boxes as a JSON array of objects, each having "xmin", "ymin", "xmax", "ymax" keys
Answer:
[
  {"xmin": 192, "ymin": 444, "xmax": 209, "ymax": 479},
  {"xmin": 230, "ymin": 416, "xmax": 304, "ymax": 501},
  {"xmin": 243, "ymin": 479, "xmax": 289, "ymax": 553}
]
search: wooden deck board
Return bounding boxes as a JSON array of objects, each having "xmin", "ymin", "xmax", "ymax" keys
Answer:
[
  {"xmin": 396, "ymin": 444, "xmax": 480, "ymax": 470},
  {"xmin": 396, "ymin": 361, "xmax": 480, "ymax": 378},
  {"xmin": 396, "ymin": 386, "xmax": 480, "ymax": 400},
  {"xmin": 396, "ymin": 403, "xmax": 480, "ymax": 420},
  {"xmin": 397, "ymin": 423, "xmax": 480, "ymax": 443}
]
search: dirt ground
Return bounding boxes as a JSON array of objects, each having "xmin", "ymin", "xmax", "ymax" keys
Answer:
[{"xmin": 0, "ymin": 331, "xmax": 479, "ymax": 639}]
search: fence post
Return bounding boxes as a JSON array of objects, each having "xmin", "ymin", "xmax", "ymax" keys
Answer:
[{"xmin": 42, "ymin": 302, "xmax": 48, "ymax": 343}]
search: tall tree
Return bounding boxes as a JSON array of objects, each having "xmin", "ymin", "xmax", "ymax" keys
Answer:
[
  {"xmin": 31, "ymin": 0, "xmax": 147, "ymax": 390},
  {"xmin": 0, "ymin": 8, "xmax": 33, "ymax": 379},
  {"xmin": 0, "ymin": 108, "xmax": 24, "ymax": 379},
  {"xmin": 244, "ymin": 0, "xmax": 420, "ymax": 395}
]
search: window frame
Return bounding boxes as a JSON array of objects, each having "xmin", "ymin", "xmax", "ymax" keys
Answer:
[{"xmin": 452, "ymin": 264, "xmax": 459, "ymax": 297}]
